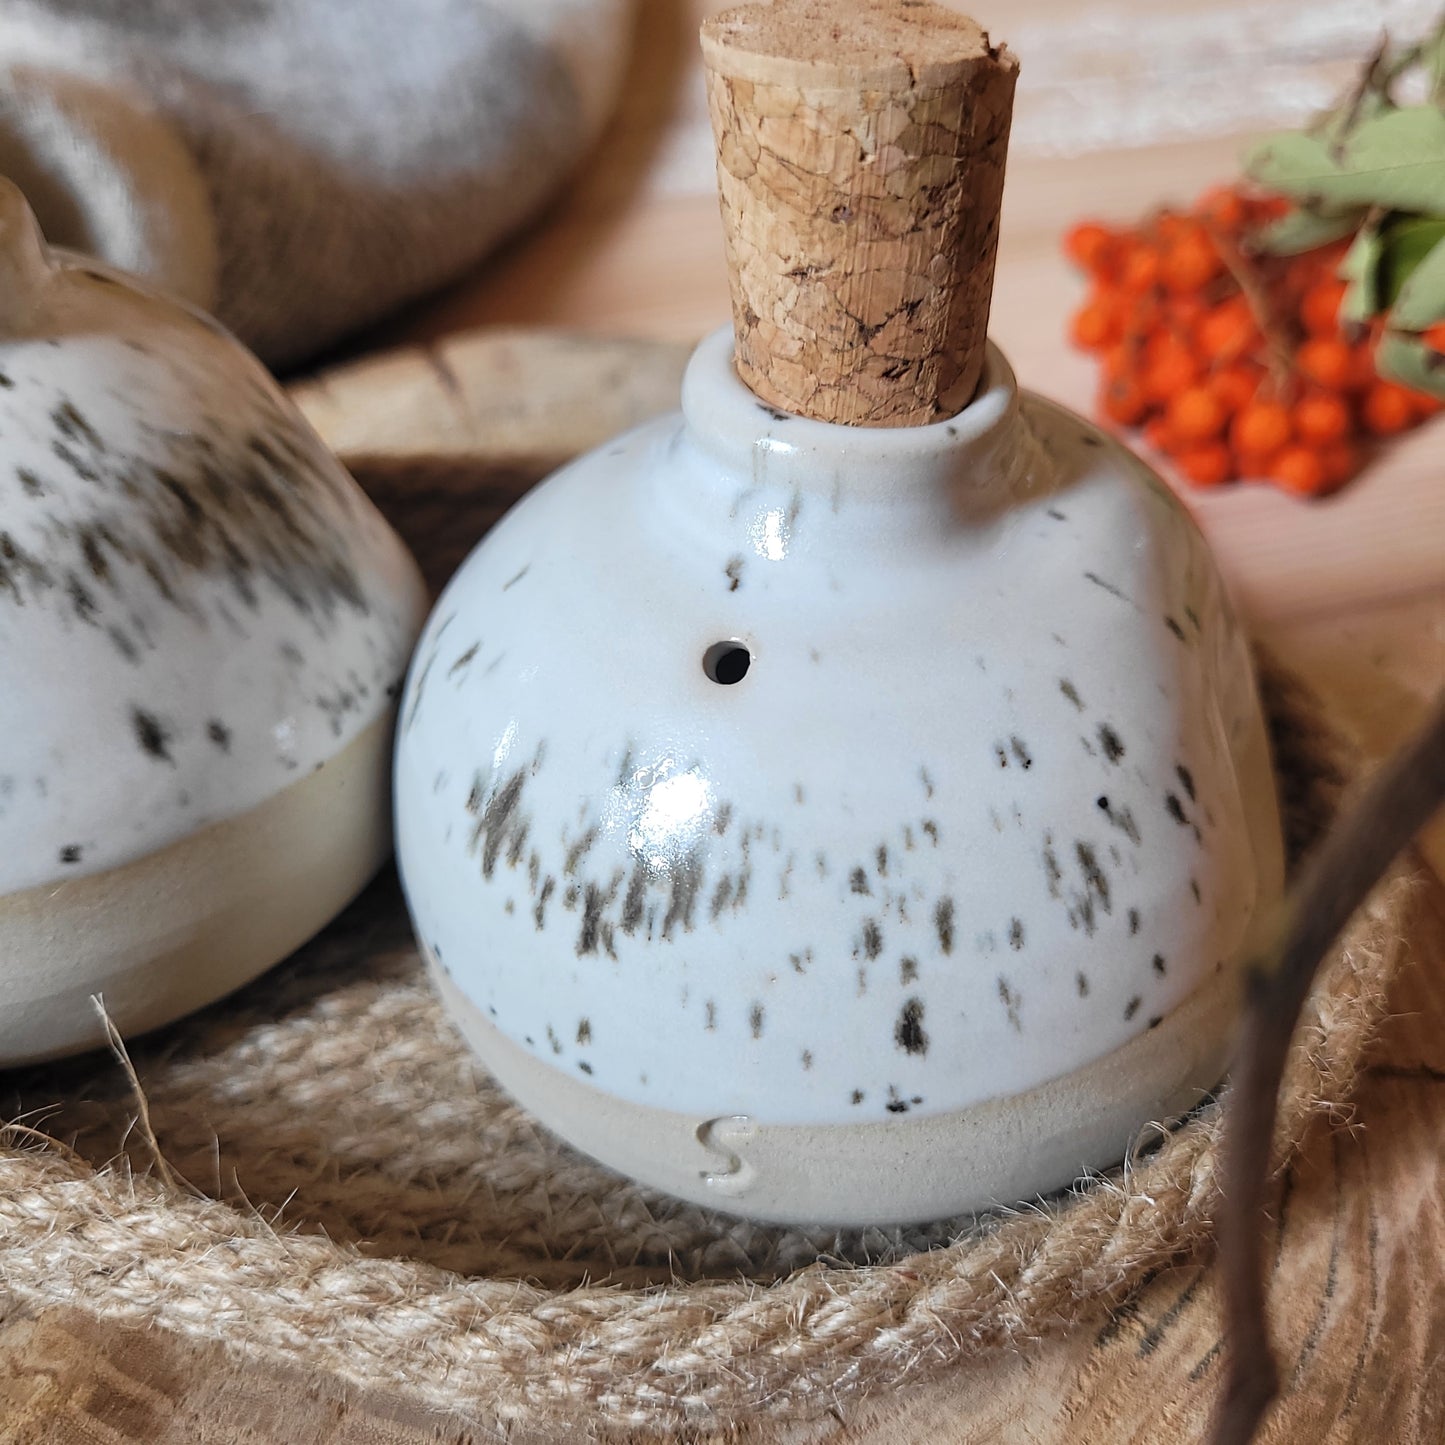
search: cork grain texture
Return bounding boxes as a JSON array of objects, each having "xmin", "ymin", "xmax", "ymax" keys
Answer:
[{"xmin": 701, "ymin": 0, "xmax": 1018, "ymax": 426}]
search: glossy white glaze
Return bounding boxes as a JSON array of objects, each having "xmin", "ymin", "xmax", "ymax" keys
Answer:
[
  {"xmin": 396, "ymin": 326, "xmax": 1285, "ymax": 1219},
  {"xmin": 0, "ymin": 183, "xmax": 427, "ymax": 897}
]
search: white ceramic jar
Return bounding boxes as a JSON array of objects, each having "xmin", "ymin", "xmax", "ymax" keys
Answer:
[
  {"xmin": 0, "ymin": 181, "xmax": 428, "ymax": 1064},
  {"xmin": 395, "ymin": 326, "xmax": 1285, "ymax": 1226}
]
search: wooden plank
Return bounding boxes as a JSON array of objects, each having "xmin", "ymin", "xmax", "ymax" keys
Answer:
[{"xmin": 290, "ymin": 329, "xmax": 691, "ymax": 469}]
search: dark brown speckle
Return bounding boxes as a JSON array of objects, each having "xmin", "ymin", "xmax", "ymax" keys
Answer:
[
  {"xmin": 1084, "ymin": 571, "xmax": 1131, "ymax": 604},
  {"xmin": 1097, "ymin": 724, "xmax": 1125, "ymax": 764},
  {"xmin": 1042, "ymin": 837, "xmax": 1063, "ymax": 897},
  {"xmin": 895, "ymin": 997, "xmax": 928, "ymax": 1056},
  {"xmin": 934, "ymin": 897, "xmax": 954, "ymax": 954},
  {"xmin": 448, "ymin": 643, "xmax": 479, "ymax": 676},
  {"xmin": 131, "ymin": 707, "xmax": 173, "ymax": 764},
  {"xmin": 1075, "ymin": 841, "xmax": 1111, "ymax": 912},
  {"xmin": 998, "ymin": 977, "xmax": 1022, "ymax": 1032}
]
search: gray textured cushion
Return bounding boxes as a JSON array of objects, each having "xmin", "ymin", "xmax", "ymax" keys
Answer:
[{"xmin": 0, "ymin": 0, "xmax": 634, "ymax": 366}]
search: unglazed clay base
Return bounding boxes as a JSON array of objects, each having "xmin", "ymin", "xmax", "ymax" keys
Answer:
[
  {"xmin": 432, "ymin": 951, "xmax": 1239, "ymax": 1228},
  {"xmin": 0, "ymin": 712, "xmax": 394, "ymax": 1066}
]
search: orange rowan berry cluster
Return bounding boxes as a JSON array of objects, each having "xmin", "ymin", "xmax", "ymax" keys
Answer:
[{"xmin": 1064, "ymin": 186, "xmax": 1440, "ymax": 497}]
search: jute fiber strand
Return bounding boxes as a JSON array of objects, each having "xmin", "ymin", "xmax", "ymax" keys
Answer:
[
  {"xmin": 0, "ymin": 645, "xmax": 1419, "ymax": 1433},
  {"xmin": 702, "ymin": 0, "xmax": 1019, "ymax": 426}
]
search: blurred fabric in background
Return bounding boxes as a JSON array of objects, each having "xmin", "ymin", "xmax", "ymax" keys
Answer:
[
  {"xmin": 0, "ymin": 0, "xmax": 1434, "ymax": 368},
  {"xmin": 641, "ymin": 0, "xmax": 1444, "ymax": 196},
  {"xmin": 0, "ymin": 0, "xmax": 634, "ymax": 366}
]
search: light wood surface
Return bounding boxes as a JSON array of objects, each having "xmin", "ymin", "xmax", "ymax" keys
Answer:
[{"xmin": 8, "ymin": 1, "xmax": 1445, "ymax": 1440}]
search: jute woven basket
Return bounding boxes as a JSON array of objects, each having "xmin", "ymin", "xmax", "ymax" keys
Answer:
[{"xmin": 0, "ymin": 620, "xmax": 1418, "ymax": 1432}]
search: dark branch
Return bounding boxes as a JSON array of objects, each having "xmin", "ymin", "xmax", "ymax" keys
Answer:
[{"xmin": 1211, "ymin": 688, "xmax": 1445, "ymax": 1445}]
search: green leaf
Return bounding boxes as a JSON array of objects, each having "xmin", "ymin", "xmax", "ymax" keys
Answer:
[
  {"xmin": 1243, "ymin": 131, "xmax": 1353, "ymax": 205},
  {"xmin": 1336, "ymin": 108, "xmax": 1445, "ymax": 213},
  {"xmin": 1375, "ymin": 329, "xmax": 1445, "ymax": 398},
  {"xmin": 1339, "ymin": 222, "xmax": 1387, "ymax": 323},
  {"xmin": 1252, "ymin": 203, "xmax": 1363, "ymax": 256},
  {"xmin": 1245, "ymin": 108, "xmax": 1445, "ymax": 215},
  {"xmin": 1312, "ymin": 86, "xmax": 1393, "ymax": 150},
  {"xmin": 1339, "ymin": 221, "xmax": 1382, "ymax": 280},
  {"xmin": 1386, "ymin": 226, "xmax": 1445, "ymax": 329},
  {"xmin": 1427, "ymin": 21, "xmax": 1445, "ymax": 105}
]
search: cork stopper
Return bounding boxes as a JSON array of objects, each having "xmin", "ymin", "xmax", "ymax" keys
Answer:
[{"xmin": 701, "ymin": 0, "xmax": 1018, "ymax": 428}]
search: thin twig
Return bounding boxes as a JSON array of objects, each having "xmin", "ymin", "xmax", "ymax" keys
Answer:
[
  {"xmin": 1205, "ymin": 221, "xmax": 1295, "ymax": 394},
  {"xmin": 1210, "ymin": 689, "xmax": 1445, "ymax": 1445},
  {"xmin": 1328, "ymin": 35, "xmax": 1391, "ymax": 156},
  {"xmin": 92, "ymin": 994, "xmax": 182, "ymax": 1194},
  {"xmin": 0, "ymin": 1122, "xmax": 90, "ymax": 1171}
]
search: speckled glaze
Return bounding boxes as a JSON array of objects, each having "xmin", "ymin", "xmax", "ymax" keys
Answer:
[
  {"xmin": 0, "ymin": 181, "xmax": 427, "ymax": 1062},
  {"xmin": 395, "ymin": 325, "xmax": 1286, "ymax": 1226}
]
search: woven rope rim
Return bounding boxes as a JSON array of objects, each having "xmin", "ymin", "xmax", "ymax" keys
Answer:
[{"xmin": 0, "ymin": 656, "xmax": 1420, "ymax": 1434}]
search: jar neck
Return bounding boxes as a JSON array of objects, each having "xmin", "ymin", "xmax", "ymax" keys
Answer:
[{"xmin": 680, "ymin": 326, "xmax": 1039, "ymax": 519}]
